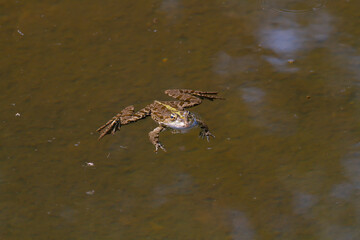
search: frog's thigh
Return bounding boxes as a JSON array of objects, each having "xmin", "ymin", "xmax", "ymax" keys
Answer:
[{"xmin": 165, "ymin": 89, "xmax": 201, "ymax": 102}]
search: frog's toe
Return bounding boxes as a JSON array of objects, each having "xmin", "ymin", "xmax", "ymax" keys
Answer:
[
  {"xmin": 200, "ymin": 131, "xmax": 215, "ymax": 142},
  {"xmin": 155, "ymin": 142, "xmax": 167, "ymax": 152},
  {"xmin": 112, "ymin": 120, "xmax": 121, "ymax": 133},
  {"xmin": 97, "ymin": 116, "xmax": 122, "ymax": 140},
  {"xmin": 206, "ymin": 133, "xmax": 215, "ymax": 142}
]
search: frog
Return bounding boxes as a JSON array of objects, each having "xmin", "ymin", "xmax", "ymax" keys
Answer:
[{"xmin": 96, "ymin": 89, "xmax": 224, "ymax": 152}]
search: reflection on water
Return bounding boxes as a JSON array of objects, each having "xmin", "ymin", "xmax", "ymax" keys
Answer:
[
  {"xmin": 1, "ymin": 0, "xmax": 360, "ymax": 239},
  {"xmin": 257, "ymin": 11, "xmax": 333, "ymax": 71},
  {"xmin": 228, "ymin": 210, "xmax": 255, "ymax": 240},
  {"xmin": 214, "ymin": 52, "xmax": 259, "ymax": 76},
  {"xmin": 331, "ymin": 183, "xmax": 355, "ymax": 199},
  {"xmin": 241, "ymin": 86, "xmax": 297, "ymax": 134},
  {"xmin": 293, "ymin": 192, "xmax": 318, "ymax": 215},
  {"xmin": 260, "ymin": 0, "xmax": 328, "ymax": 13},
  {"xmin": 160, "ymin": 0, "xmax": 182, "ymax": 21}
]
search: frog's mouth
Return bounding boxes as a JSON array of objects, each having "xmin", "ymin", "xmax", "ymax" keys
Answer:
[
  {"xmin": 167, "ymin": 118, "xmax": 197, "ymax": 130},
  {"xmin": 164, "ymin": 111, "xmax": 197, "ymax": 130}
]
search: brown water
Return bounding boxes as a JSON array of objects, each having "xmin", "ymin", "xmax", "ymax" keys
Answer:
[{"xmin": 1, "ymin": 0, "xmax": 360, "ymax": 239}]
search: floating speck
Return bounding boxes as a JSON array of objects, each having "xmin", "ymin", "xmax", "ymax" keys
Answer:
[
  {"xmin": 17, "ymin": 29, "xmax": 24, "ymax": 36},
  {"xmin": 15, "ymin": 113, "xmax": 20, "ymax": 117},
  {"xmin": 287, "ymin": 59, "xmax": 295, "ymax": 64},
  {"xmin": 85, "ymin": 162, "xmax": 95, "ymax": 167},
  {"xmin": 86, "ymin": 190, "xmax": 95, "ymax": 195}
]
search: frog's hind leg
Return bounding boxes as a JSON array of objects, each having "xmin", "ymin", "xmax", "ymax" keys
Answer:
[
  {"xmin": 149, "ymin": 126, "xmax": 166, "ymax": 152},
  {"xmin": 164, "ymin": 89, "xmax": 224, "ymax": 108},
  {"xmin": 97, "ymin": 105, "xmax": 134, "ymax": 140},
  {"xmin": 121, "ymin": 105, "xmax": 152, "ymax": 125},
  {"xmin": 97, "ymin": 105, "xmax": 152, "ymax": 140}
]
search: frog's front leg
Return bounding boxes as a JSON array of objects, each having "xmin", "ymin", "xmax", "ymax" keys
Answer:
[
  {"xmin": 196, "ymin": 119, "xmax": 215, "ymax": 141},
  {"xmin": 149, "ymin": 125, "xmax": 166, "ymax": 152}
]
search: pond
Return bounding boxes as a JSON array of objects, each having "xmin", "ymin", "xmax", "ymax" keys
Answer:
[{"xmin": 1, "ymin": 0, "xmax": 360, "ymax": 239}]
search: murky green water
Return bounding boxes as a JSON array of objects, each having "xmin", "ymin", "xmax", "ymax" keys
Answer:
[{"xmin": 1, "ymin": 0, "xmax": 360, "ymax": 239}]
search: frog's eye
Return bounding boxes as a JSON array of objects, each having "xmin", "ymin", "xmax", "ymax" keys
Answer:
[{"xmin": 170, "ymin": 113, "xmax": 176, "ymax": 120}]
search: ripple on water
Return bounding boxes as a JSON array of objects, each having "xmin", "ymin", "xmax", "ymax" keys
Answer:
[{"xmin": 260, "ymin": 0, "xmax": 327, "ymax": 14}]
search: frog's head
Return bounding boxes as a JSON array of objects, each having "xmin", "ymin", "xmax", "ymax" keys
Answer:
[
  {"xmin": 163, "ymin": 109, "xmax": 196, "ymax": 129},
  {"xmin": 154, "ymin": 101, "xmax": 196, "ymax": 129}
]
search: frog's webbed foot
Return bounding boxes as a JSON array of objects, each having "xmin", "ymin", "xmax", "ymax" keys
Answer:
[
  {"xmin": 97, "ymin": 105, "xmax": 135, "ymax": 140},
  {"xmin": 196, "ymin": 119, "xmax": 215, "ymax": 142},
  {"xmin": 191, "ymin": 90, "xmax": 225, "ymax": 101},
  {"xmin": 199, "ymin": 129, "xmax": 215, "ymax": 142},
  {"xmin": 154, "ymin": 142, "xmax": 167, "ymax": 152},
  {"xmin": 97, "ymin": 114, "xmax": 122, "ymax": 140},
  {"xmin": 149, "ymin": 126, "xmax": 166, "ymax": 152},
  {"xmin": 165, "ymin": 89, "xmax": 224, "ymax": 108}
]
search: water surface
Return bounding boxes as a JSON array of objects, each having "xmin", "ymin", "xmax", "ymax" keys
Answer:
[{"xmin": 1, "ymin": 0, "xmax": 360, "ymax": 239}]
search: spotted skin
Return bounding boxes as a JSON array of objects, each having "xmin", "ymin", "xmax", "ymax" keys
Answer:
[{"xmin": 97, "ymin": 89, "xmax": 224, "ymax": 152}]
